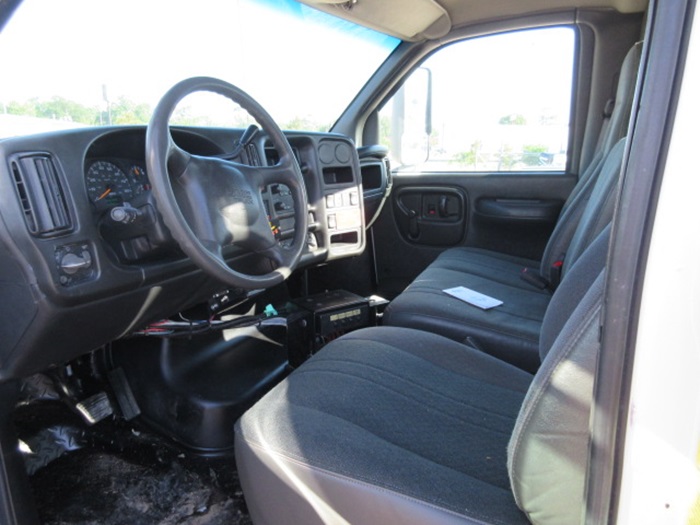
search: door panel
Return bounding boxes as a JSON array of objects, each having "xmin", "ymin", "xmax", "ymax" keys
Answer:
[{"xmin": 372, "ymin": 172, "xmax": 577, "ymax": 293}]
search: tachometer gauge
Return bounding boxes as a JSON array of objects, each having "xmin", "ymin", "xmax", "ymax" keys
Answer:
[
  {"xmin": 85, "ymin": 161, "xmax": 134, "ymax": 206},
  {"xmin": 128, "ymin": 165, "xmax": 150, "ymax": 195}
]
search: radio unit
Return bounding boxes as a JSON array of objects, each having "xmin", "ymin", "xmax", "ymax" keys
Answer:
[{"xmin": 294, "ymin": 290, "xmax": 370, "ymax": 346}]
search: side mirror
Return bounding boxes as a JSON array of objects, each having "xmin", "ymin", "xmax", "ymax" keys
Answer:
[{"xmin": 391, "ymin": 67, "xmax": 432, "ymax": 166}]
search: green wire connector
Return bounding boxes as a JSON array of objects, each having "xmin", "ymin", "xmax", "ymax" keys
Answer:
[{"xmin": 263, "ymin": 304, "xmax": 278, "ymax": 317}]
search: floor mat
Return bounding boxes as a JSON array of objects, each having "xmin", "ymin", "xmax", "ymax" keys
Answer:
[{"xmin": 21, "ymin": 404, "xmax": 252, "ymax": 525}]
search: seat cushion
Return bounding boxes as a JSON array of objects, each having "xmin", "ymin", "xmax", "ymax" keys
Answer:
[
  {"xmin": 235, "ymin": 326, "xmax": 533, "ymax": 525},
  {"xmin": 383, "ymin": 253, "xmax": 550, "ymax": 372},
  {"xmin": 429, "ymin": 247, "xmax": 540, "ymax": 291}
]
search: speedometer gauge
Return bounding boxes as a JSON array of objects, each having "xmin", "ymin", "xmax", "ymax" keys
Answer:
[{"xmin": 85, "ymin": 161, "xmax": 134, "ymax": 206}]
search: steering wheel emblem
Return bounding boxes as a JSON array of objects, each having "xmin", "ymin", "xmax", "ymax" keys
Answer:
[{"xmin": 228, "ymin": 187, "xmax": 254, "ymax": 206}]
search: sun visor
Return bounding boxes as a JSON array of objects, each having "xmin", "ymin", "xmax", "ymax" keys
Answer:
[{"xmin": 298, "ymin": 0, "xmax": 451, "ymax": 41}]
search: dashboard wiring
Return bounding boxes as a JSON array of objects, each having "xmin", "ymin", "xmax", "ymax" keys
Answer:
[{"xmin": 130, "ymin": 311, "xmax": 280, "ymax": 338}]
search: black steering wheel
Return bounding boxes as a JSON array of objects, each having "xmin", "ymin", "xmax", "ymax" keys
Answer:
[{"xmin": 146, "ymin": 77, "xmax": 309, "ymax": 290}]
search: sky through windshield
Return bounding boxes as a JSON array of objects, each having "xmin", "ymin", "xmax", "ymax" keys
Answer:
[{"xmin": 0, "ymin": 0, "xmax": 399, "ymax": 136}]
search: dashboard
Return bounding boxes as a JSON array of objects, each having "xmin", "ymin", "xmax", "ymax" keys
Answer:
[{"xmin": 0, "ymin": 126, "xmax": 373, "ymax": 380}]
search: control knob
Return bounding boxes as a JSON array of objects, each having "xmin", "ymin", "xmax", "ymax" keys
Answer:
[{"xmin": 60, "ymin": 251, "xmax": 92, "ymax": 275}]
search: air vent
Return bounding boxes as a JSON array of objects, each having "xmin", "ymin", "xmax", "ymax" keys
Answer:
[
  {"xmin": 10, "ymin": 154, "xmax": 72, "ymax": 237},
  {"xmin": 264, "ymin": 144, "xmax": 280, "ymax": 166},
  {"xmin": 245, "ymin": 144, "xmax": 261, "ymax": 167},
  {"xmin": 264, "ymin": 142, "xmax": 301, "ymax": 167},
  {"xmin": 384, "ymin": 157, "xmax": 393, "ymax": 187}
]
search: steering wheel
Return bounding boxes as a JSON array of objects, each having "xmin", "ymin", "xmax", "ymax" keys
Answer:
[{"xmin": 146, "ymin": 77, "xmax": 309, "ymax": 290}]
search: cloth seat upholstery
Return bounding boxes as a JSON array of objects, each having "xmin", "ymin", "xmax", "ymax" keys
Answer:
[
  {"xmin": 235, "ymin": 227, "xmax": 611, "ymax": 525},
  {"xmin": 383, "ymin": 139, "xmax": 624, "ymax": 372}
]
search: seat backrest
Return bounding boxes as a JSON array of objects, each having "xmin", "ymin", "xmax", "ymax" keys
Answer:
[
  {"xmin": 595, "ymin": 41, "xmax": 644, "ymax": 158},
  {"xmin": 507, "ymin": 225, "xmax": 610, "ymax": 524},
  {"xmin": 539, "ymin": 138, "xmax": 624, "ymax": 285},
  {"xmin": 561, "ymin": 138, "xmax": 624, "ymax": 275},
  {"xmin": 538, "ymin": 41, "xmax": 642, "ymax": 284}
]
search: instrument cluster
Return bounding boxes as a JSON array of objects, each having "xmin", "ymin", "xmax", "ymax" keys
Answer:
[{"xmin": 85, "ymin": 160, "xmax": 150, "ymax": 211}]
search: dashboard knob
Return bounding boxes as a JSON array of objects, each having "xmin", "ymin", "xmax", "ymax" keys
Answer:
[{"xmin": 60, "ymin": 251, "xmax": 92, "ymax": 275}]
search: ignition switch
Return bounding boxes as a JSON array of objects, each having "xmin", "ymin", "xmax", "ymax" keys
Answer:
[{"xmin": 110, "ymin": 203, "xmax": 142, "ymax": 224}]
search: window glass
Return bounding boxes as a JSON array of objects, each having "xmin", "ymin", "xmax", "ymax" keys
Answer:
[
  {"xmin": 379, "ymin": 27, "xmax": 575, "ymax": 172},
  {"xmin": 0, "ymin": 0, "xmax": 399, "ymax": 138}
]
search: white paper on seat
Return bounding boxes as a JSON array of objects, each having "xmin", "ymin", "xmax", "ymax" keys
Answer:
[{"xmin": 443, "ymin": 286, "xmax": 503, "ymax": 310}]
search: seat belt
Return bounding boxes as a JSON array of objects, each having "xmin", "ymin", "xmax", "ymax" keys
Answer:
[{"xmin": 594, "ymin": 97, "xmax": 616, "ymax": 155}]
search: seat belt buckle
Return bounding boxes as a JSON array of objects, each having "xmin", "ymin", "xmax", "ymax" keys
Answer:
[
  {"xmin": 550, "ymin": 260, "xmax": 564, "ymax": 289},
  {"xmin": 520, "ymin": 268, "xmax": 549, "ymax": 290}
]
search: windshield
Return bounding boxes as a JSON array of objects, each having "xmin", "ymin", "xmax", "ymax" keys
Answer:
[{"xmin": 0, "ymin": 0, "xmax": 399, "ymax": 139}]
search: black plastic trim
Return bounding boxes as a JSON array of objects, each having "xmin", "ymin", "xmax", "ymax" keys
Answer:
[
  {"xmin": 475, "ymin": 198, "xmax": 562, "ymax": 223},
  {"xmin": 0, "ymin": 381, "xmax": 39, "ymax": 525}
]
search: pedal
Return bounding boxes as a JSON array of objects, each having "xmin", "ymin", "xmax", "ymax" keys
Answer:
[
  {"xmin": 75, "ymin": 391, "xmax": 113, "ymax": 425},
  {"xmin": 19, "ymin": 373, "xmax": 60, "ymax": 404},
  {"xmin": 107, "ymin": 368, "xmax": 141, "ymax": 421}
]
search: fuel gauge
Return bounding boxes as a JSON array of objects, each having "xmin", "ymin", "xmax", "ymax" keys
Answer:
[{"xmin": 129, "ymin": 165, "xmax": 151, "ymax": 195}]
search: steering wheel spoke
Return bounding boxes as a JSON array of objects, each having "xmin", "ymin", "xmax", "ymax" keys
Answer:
[
  {"xmin": 146, "ymin": 77, "xmax": 308, "ymax": 290},
  {"xmin": 257, "ymin": 243, "xmax": 295, "ymax": 280},
  {"xmin": 257, "ymin": 156, "xmax": 296, "ymax": 185},
  {"xmin": 200, "ymin": 238, "xmax": 225, "ymax": 259},
  {"xmin": 165, "ymin": 140, "xmax": 192, "ymax": 178}
]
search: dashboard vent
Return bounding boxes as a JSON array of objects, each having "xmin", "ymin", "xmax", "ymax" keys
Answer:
[
  {"xmin": 246, "ymin": 144, "xmax": 261, "ymax": 166},
  {"xmin": 264, "ymin": 144, "xmax": 280, "ymax": 166},
  {"xmin": 264, "ymin": 142, "xmax": 301, "ymax": 167},
  {"xmin": 10, "ymin": 154, "xmax": 73, "ymax": 237},
  {"xmin": 384, "ymin": 157, "xmax": 393, "ymax": 187}
]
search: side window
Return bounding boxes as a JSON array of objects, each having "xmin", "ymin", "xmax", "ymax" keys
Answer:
[{"xmin": 379, "ymin": 27, "xmax": 575, "ymax": 173}]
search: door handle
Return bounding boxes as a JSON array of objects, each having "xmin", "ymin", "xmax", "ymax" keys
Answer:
[
  {"xmin": 408, "ymin": 209, "xmax": 419, "ymax": 238},
  {"xmin": 439, "ymin": 195, "xmax": 448, "ymax": 218}
]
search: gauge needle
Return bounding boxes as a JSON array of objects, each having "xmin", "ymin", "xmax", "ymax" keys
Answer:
[{"xmin": 97, "ymin": 188, "xmax": 112, "ymax": 201}]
